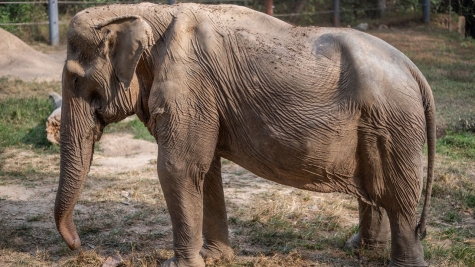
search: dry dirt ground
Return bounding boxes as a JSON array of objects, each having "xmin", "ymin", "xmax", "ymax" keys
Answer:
[
  {"xmin": 0, "ymin": 132, "xmax": 362, "ymax": 266},
  {"xmin": 0, "ymin": 25, "xmax": 474, "ymax": 267}
]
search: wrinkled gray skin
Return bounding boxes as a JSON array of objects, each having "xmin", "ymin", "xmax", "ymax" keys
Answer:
[{"xmin": 54, "ymin": 3, "xmax": 436, "ymax": 267}]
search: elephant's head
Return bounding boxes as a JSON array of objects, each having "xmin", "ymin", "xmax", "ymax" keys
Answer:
[{"xmin": 54, "ymin": 9, "xmax": 155, "ymax": 250}]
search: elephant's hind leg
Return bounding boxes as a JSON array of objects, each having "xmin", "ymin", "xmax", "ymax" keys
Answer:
[
  {"xmin": 344, "ymin": 199, "xmax": 390, "ymax": 251},
  {"xmin": 201, "ymin": 155, "xmax": 234, "ymax": 262},
  {"xmin": 385, "ymin": 208, "xmax": 428, "ymax": 267},
  {"xmin": 381, "ymin": 140, "xmax": 427, "ymax": 266},
  {"xmin": 357, "ymin": 112, "xmax": 427, "ymax": 266}
]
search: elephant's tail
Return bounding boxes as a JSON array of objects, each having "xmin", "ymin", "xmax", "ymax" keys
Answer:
[{"xmin": 412, "ymin": 65, "xmax": 436, "ymax": 240}]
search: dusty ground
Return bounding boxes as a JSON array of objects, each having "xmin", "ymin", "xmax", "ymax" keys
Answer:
[
  {"xmin": 0, "ymin": 133, "xmax": 155, "ymax": 224},
  {"xmin": 0, "ymin": 132, "xmax": 360, "ymax": 266}
]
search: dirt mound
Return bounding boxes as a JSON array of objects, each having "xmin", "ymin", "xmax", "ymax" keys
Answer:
[{"xmin": 0, "ymin": 28, "xmax": 64, "ymax": 82}]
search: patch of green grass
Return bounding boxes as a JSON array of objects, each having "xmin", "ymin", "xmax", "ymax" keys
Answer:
[
  {"xmin": 442, "ymin": 211, "xmax": 462, "ymax": 224},
  {"xmin": 449, "ymin": 244, "xmax": 475, "ymax": 266},
  {"xmin": 0, "ymin": 97, "xmax": 58, "ymax": 151},
  {"xmin": 464, "ymin": 193, "xmax": 475, "ymax": 209},
  {"xmin": 437, "ymin": 131, "xmax": 475, "ymax": 159},
  {"xmin": 440, "ymin": 227, "xmax": 474, "ymax": 243},
  {"xmin": 124, "ymin": 211, "xmax": 145, "ymax": 225},
  {"xmin": 424, "ymin": 226, "xmax": 475, "ymax": 265},
  {"xmin": 424, "ymin": 242, "xmax": 450, "ymax": 262},
  {"xmin": 104, "ymin": 116, "xmax": 155, "ymax": 142},
  {"xmin": 0, "ymin": 78, "xmax": 60, "ymax": 152},
  {"xmin": 26, "ymin": 214, "xmax": 45, "ymax": 222}
]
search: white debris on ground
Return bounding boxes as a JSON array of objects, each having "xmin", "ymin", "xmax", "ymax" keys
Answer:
[{"xmin": 46, "ymin": 92, "xmax": 62, "ymax": 144}]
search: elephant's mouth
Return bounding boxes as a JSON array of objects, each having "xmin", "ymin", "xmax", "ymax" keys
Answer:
[{"xmin": 93, "ymin": 129, "xmax": 103, "ymax": 142}]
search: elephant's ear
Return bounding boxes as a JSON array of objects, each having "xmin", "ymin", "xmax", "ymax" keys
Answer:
[{"xmin": 95, "ymin": 15, "xmax": 153, "ymax": 90}]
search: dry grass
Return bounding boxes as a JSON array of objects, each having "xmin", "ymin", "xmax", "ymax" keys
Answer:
[
  {"xmin": 2, "ymin": 148, "xmax": 473, "ymax": 266},
  {"xmin": 0, "ymin": 77, "xmax": 60, "ymax": 100}
]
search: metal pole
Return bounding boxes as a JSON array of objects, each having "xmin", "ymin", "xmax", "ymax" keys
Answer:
[
  {"xmin": 422, "ymin": 0, "xmax": 430, "ymax": 23},
  {"xmin": 333, "ymin": 0, "xmax": 340, "ymax": 27},
  {"xmin": 48, "ymin": 0, "xmax": 59, "ymax": 46}
]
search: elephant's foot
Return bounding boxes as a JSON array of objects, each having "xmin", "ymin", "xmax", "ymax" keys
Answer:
[
  {"xmin": 344, "ymin": 232, "xmax": 388, "ymax": 252},
  {"xmin": 161, "ymin": 256, "xmax": 205, "ymax": 267},
  {"xmin": 389, "ymin": 259, "xmax": 429, "ymax": 267},
  {"xmin": 385, "ymin": 212, "xmax": 428, "ymax": 267},
  {"xmin": 200, "ymin": 243, "xmax": 234, "ymax": 263},
  {"xmin": 344, "ymin": 232, "xmax": 361, "ymax": 252},
  {"xmin": 387, "ymin": 244, "xmax": 428, "ymax": 267}
]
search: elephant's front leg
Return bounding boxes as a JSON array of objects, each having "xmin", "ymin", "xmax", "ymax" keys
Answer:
[
  {"xmin": 201, "ymin": 155, "xmax": 234, "ymax": 262},
  {"xmin": 150, "ymin": 77, "xmax": 221, "ymax": 266},
  {"xmin": 158, "ymin": 156, "xmax": 206, "ymax": 267}
]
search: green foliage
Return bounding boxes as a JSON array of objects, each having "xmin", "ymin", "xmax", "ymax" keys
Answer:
[
  {"xmin": 0, "ymin": 2, "xmax": 46, "ymax": 24},
  {"xmin": 0, "ymin": 0, "xmax": 126, "ymax": 43},
  {"xmin": 464, "ymin": 192, "xmax": 475, "ymax": 208},
  {"xmin": 0, "ymin": 1, "xmax": 48, "ymax": 42}
]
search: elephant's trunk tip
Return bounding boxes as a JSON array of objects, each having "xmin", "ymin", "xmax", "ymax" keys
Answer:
[
  {"xmin": 61, "ymin": 233, "xmax": 81, "ymax": 250},
  {"xmin": 56, "ymin": 218, "xmax": 82, "ymax": 250},
  {"xmin": 67, "ymin": 237, "xmax": 82, "ymax": 250}
]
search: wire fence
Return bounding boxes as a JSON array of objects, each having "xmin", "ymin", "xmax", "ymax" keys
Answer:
[
  {"xmin": 0, "ymin": 0, "xmax": 249, "ymax": 26},
  {"xmin": 0, "ymin": 0, "xmax": 458, "ymax": 44}
]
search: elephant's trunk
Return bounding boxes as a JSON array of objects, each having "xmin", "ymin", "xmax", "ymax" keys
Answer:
[{"xmin": 54, "ymin": 97, "xmax": 100, "ymax": 250}]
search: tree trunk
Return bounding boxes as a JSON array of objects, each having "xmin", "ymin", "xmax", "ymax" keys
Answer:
[{"xmin": 265, "ymin": 0, "xmax": 273, "ymax": 15}]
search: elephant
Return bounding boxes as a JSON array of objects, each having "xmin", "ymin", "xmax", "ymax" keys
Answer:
[{"xmin": 54, "ymin": 3, "xmax": 436, "ymax": 267}]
